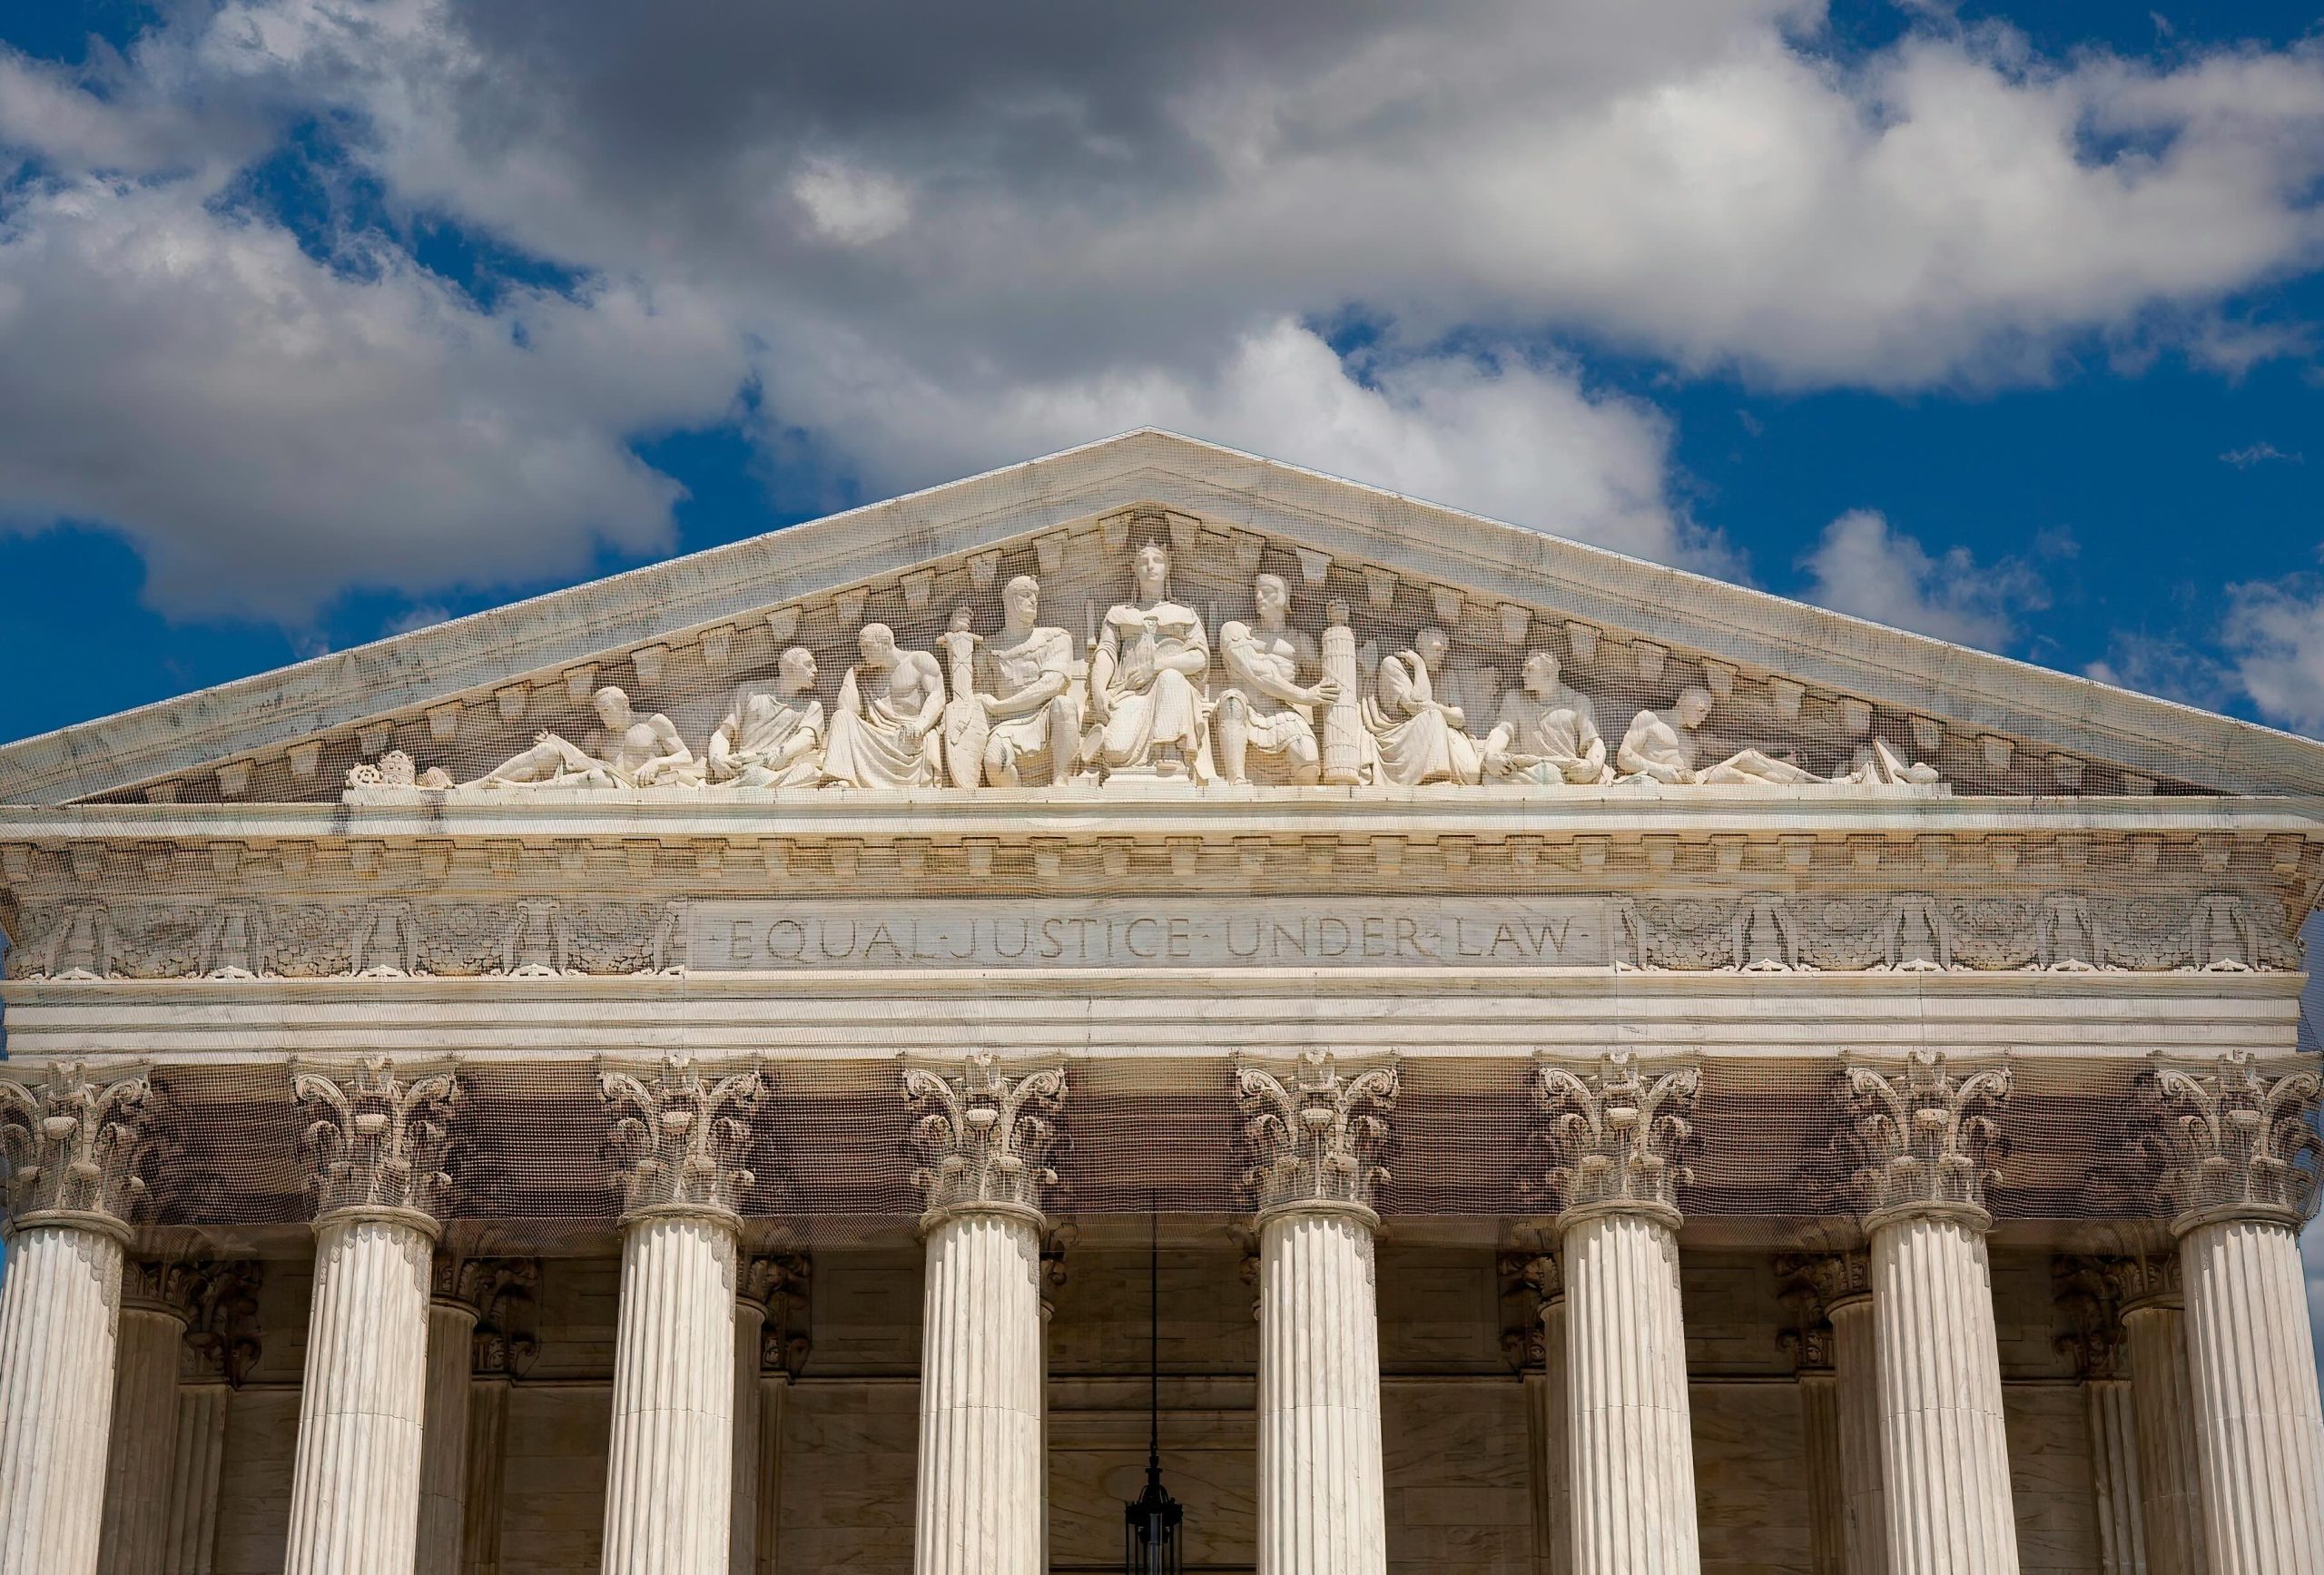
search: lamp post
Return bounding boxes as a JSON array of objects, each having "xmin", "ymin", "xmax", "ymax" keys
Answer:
[{"xmin": 1124, "ymin": 1202, "xmax": 1182, "ymax": 1574}]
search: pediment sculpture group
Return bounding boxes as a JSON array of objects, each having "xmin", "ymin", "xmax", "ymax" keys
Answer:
[{"xmin": 388, "ymin": 539, "xmax": 1944, "ymax": 795}]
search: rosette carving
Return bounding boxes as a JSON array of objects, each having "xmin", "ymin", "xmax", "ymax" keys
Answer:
[
  {"xmin": 1841, "ymin": 1051, "xmax": 2010, "ymax": 1225},
  {"xmin": 903, "ymin": 1052, "xmax": 1066, "ymax": 1217},
  {"xmin": 0, "ymin": 1061, "xmax": 153, "ymax": 1226},
  {"xmin": 292, "ymin": 1058, "xmax": 462, "ymax": 1222},
  {"xmin": 1236, "ymin": 1049, "xmax": 1397, "ymax": 1214},
  {"xmin": 599, "ymin": 1055, "xmax": 770, "ymax": 1221},
  {"xmin": 1533, "ymin": 1051, "xmax": 1699, "ymax": 1222}
]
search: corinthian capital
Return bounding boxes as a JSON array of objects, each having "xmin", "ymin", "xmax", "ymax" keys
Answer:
[
  {"xmin": 1533, "ymin": 1052, "xmax": 1699, "ymax": 1226},
  {"xmin": 181, "ymin": 1261, "xmax": 263, "ymax": 1386},
  {"xmin": 292, "ymin": 1058, "xmax": 461, "ymax": 1224},
  {"xmin": 1236, "ymin": 1049, "xmax": 1396, "ymax": 1216},
  {"xmin": 1773, "ymin": 1251, "xmax": 1870, "ymax": 1373},
  {"xmin": 1842, "ymin": 1051, "xmax": 2010, "ymax": 1227},
  {"xmin": 599, "ymin": 1055, "xmax": 770, "ymax": 1223},
  {"xmin": 2141, "ymin": 1051, "xmax": 2322, "ymax": 1233},
  {"xmin": 0, "ymin": 1061, "xmax": 153, "ymax": 1230},
  {"xmin": 903, "ymin": 1052, "xmax": 1066, "ymax": 1220}
]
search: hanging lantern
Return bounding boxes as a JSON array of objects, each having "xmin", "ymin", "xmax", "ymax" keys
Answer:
[{"xmin": 1123, "ymin": 1201, "xmax": 1184, "ymax": 1574}]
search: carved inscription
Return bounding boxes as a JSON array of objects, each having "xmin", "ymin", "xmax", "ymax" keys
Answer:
[{"xmin": 691, "ymin": 897, "xmax": 1612, "ymax": 970}]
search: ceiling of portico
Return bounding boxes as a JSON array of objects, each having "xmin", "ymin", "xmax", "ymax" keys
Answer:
[{"xmin": 5, "ymin": 428, "xmax": 2322, "ymax": 807}]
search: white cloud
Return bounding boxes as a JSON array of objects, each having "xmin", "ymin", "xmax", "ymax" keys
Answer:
[
  {"xmin": 1799, "ymin": 508, "xmax": 2046, "ymax": 650},
  {"xmin": 2223, "ymin": 577, "xmax": 2324, "ymax": 735},
  {"xmin": 2221, "ymin": 441, "xmax": 2304, "ymax": 468},
  {"xmin": 4, "ymin": 3, "xmax": 2324, "ymax": 615},
  {"xmin": 0, "ymin": 173, "xmax": 745, "ymax": 618}
]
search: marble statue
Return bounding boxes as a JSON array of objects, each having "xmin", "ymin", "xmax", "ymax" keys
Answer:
[
  {"xmin": 1482, "ymin": 649, "xmax": 1610, "ymax": 785},
  {"xmin": 1837, "ymin": 737, "xmax": 1942, "ymax": 790},
  {"xmin": 707, "ymin": 646, "xmax": 827, "ymax": 789},
  {"xmin": 1364, "ymin": 626, "xmax": 1482, "ymax": 786},
  {"xmin": 1618, "ymin": 687, "xmax": 1818, "ymax": 786},
  {"xmin": 945, "ymin": 576, "xmax": 1082, "ymax": 788},
  {"xmin": 1215, "ymin": 572, "xmax": 1339, "ymax": 786},
  {"xmin": 473, "ymin": 686, "xmax": 702, "ymax": 790},
  {"xmin": 822, "ymin": 623, "xmax": 945, "ymax": 790},
  {"xmin": 1086, "ymin": 539, "xmax": 1210, "ymax": 781}
]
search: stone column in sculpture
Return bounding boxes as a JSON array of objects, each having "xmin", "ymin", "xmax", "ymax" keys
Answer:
[
  {"xmin": 0, "ymin": 1063, "xmax": 154, "ymax": 1575},
  {"xmin": 903, "ymin": 1052, "xmax": 1068, "ymax": 1575},
  {"xmin": 97, "ymin": 1261, "xmax": 203, "ymax": 1575},
  {"xmin": 1238, "ymin": 1048, "xmax": 1399, "ymax": 1575},
  {"xmin": 2054, "ymin": 1258, "xmax": 2147, "ymax": 1575},
  {"xmin": 2143, "ymin": 1051, "xmax": 2324, "ymax": 1573},
  {"xmin": 164, "ymin": 1261, "xmax": 262, "ymax": 1575},
  {"xmin": 1536, "ymin": 1052, "xmax": 1703, "ymax": 1575},
  {"xmin": 598, "ymin": 1056, "xmax": 772, "ymax": 1575},
  {"xmin": 281, "ymin": 1058, "xmax": 464, "ymax": 1575},
  {"xmin": 1776, "ymin": 1252, "xmax": 1885, "ymax": 1575},
  {"xmin": 1500, "ymin": 1251, "xmax": 1570, "ymax": 1575},
  {"xmin": 1844, "ymin": 1051, "xmax": 2020, "ymax": 1575},
  {"xmin": 460, "ymin": 1259, "xmax": 538, "ymax": 1575}
]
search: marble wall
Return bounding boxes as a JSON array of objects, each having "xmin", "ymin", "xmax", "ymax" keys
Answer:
[{"xmin": 194, "ymin": 1242, "xmax": 2106, "ymax": 1574}]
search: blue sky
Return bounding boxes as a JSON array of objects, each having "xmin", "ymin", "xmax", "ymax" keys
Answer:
[{"xmin": 3, "ymin": 2, "xmax": 2324, "ymax": 1360}]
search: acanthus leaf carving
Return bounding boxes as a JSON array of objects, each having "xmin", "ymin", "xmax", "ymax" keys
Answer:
[
  {"xmin": 1235, "ymin": 1049, "xmax": 1397, "ymax": 1215},
  {"xmin": 2053, "ymin": 1255, "xmax": 2136, "ymax": 1381},
  {"xmin": 1773, "ymin": 1250, "xmax": 1871, "ymax": 1374},
  {"xmin": 742, "ymin": 1253, "xmax": 813, "ymax": 1377},
  {"xmin": 2136, "ymin": 1050, "xmax": 2323, "ymax": 1232},
  {"xmin": 598, "ymin": 1054, "xmax": 769, "ymax": 1221},
  {"xmin": 1841, "ymin": 1051, "xmax": 2011, "ymax": 1225},
  {"xmin": 0, "ymin": 1060, "xmax": 153, "ymax": 1226},
  {"xmin": 1531, "ymin": 1051, "xmax": 1699, "ymax": 1222},
  {"xmin": 902, "ymin": 1052, "xmax": 1066, "ymax": 1218},
  {"xmin": 291, "ymin": 1056, "xmax": 462, "ymax": 1222},
  {"xmin": 179, "ymin": 1259, "xmax": 263, "ymax": 1386}
]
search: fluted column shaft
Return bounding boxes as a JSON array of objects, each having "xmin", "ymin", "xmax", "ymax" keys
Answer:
[
  {"xmin": 730, "ymin": 1299, "xmax": 767, "ymax": 1575},
  {"xmin": 1256, "ymin": 1201, "xmax": 1387, "ymax": 1575},
  {"xmin": 97, "ymin": 1295, "xmax": 190, "ymax": 1574},
  {"xmin": 2085, "ymin": 1379, "xmax": 2145, "ymax": 1575},
  {"xmin": 1562, "ymin": 1205, "xmax": 1700, "ymax": 1575},
  {"xmin": 2122, "ymin": 1301, "xmax": 2205, "ymax": 1575},
  {"xmin": 915, "ymin": 1206, "xmax": 1046, "ymax": 1575},
  {"xmin": 602, "ymin": 1207, "xmax": 740, "ymax": 1575},
  {"xmin": 463, "ymin": 1375, "xmax": 512, "ymax": 1575},
  {"xmin": 162, "ymin": 1383, "xmax": 230, "ymax": 1575},
  {"xmin": 1830, "ymin": 1296, "xmax": 1888, "ymax": 1575},
  {"xmin": 1800, "ymin": 1372, "xmax": 1844, "ymax": 1575},
  {"xmin": 2178, "ymin": 1214, "xmax": 2324, "ymax": 1572},
  {"xmin": 1524, "ymin": 1294, "xmax": 1573, "ymax": 1575},
  {"xmin": 1869, "ymin": 1208, "xmax": 2020, "ymax": 1575},
  {"xmin": 0, "ymin": 1216, "xmax": 128, "ymax": 1575},
  {"xmin": 282, "ymin": 1208, "xmax": 438, "ymax": 1575},
  {"xmin": 419, "ymin": 1296, "xmax": 480, "ymax": 1573},
  {"xmin": 753, "ymin": 1375, "xmax": 789, "ymax": 1575}
]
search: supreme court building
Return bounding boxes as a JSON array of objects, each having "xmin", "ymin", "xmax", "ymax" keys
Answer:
[{"xmin": 1, "ymin": 429, "xmax": 2320, "ymax": 1575}]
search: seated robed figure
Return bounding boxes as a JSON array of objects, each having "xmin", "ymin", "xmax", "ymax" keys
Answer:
[
  {"xmin": 1086, "ymin": 540, "xmax": 1211, "ymax": 781},
  {"xmin": 823, "ymin": 623, "xmax": 946, "ymax": 790}
]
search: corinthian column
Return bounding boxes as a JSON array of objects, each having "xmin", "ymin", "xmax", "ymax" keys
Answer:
[
  {"xmin": 97, "ymin": 1261, "xmax": 202, "ymax": 1575},
  {"xmin": 1844, "ymin": 1052, "xmax": 2019, "ymax": 1575},
  {"xmin": 905, "ymin": 1053, "xmax": 1067, "ymax": 1575},
  {"xmin": 164, "ymin": 1262, "xmax": 262, "ymax": 1575},
  {"xmin": 2054, "ymin": 1258, "xmax": 2147, "ymax": 1575},
  {"xmin": 1777, "ymin": 1251, "xmax": 1883, "ymax": 1575},
  {"xmin": 281, "ymin": 1058, "xmax": 463, "ymax": 1575},
  {"xmin": 599, "ymin": 1056, "xmax": 770, "ymax": 1575},
  {"xmin": 461, "ymin": 1258, "xmax": 537, "ymax": 1575},
  {"xmin": 2110, "ymin": 1252, "xmax": 2204, "ymax": 1575},
  {"xmin": 1238, "ymin": 1051, "xmax": 1397, "ymax": 1575},
  {"xmin": 2146, "ymin": 1052, "xmax": 2324, "ymax": 1573},
  {"xmin": 1500, "ymin": 1251, "xmax": 1570, "ymax": 1575},
  {"xmin": 418, "ymin": 1256, "xmax": 483, "ymax": 1575},
  {"xmin": 0, "ymin": 1063, "xmax": 153, "ymax": 1575},
  {"xmin": 1537, "ymin": 1052, "xmax": 1702, "ymax": 1575}
]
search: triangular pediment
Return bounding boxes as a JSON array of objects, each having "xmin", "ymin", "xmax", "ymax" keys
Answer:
[{"xmin": 5, "ymin": 428, "xmax": 2320, "ymax": 805}]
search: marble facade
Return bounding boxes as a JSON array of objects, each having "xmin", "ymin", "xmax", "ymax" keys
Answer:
[{"xmin": 3, "ymin": 431, "xmax": 2323, "ymax": 1575}]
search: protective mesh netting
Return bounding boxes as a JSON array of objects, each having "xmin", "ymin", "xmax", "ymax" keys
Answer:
[{"xmin": 64, "ymin": 1041, "xmax": 2309, "ymax": 1254}]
